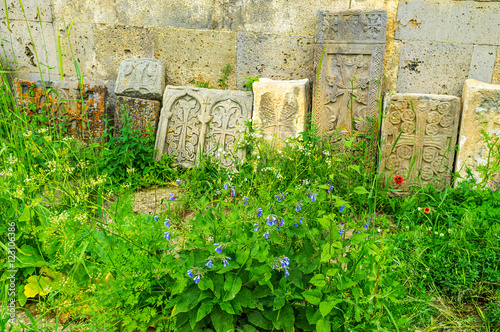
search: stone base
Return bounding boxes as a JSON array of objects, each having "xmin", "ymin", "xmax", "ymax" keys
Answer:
[{"xmin": 114, "ymin": 96, "xmax": 161, "ymax": 137}]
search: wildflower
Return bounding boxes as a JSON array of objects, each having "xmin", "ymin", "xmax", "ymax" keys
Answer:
[
  {"xmin": 278, "ymin": 218, "xmax": 285, "ymax": 227},
  {"xmin": 257, "ymin": 208, "xmax": 263, "ymax": 217},
  {"xmin": 154, "ymin": 215, "xmax": 159, "ymax": 222},
  {"xmin": 339, "ymin": 205, "xmax": 345, "ymax": 213},
  {"xmin": 266, "ymin": 215, "xmax": 277, "ymax": 226},
  {"xmin": 280, "ymin": 257, "xmax": 290, "ymax": 269},
  {"xmin": 263, "ymin": 231, "xmax": 270, "ymax": 240},
  {"xmin": 193, "ymin": 275, "xmax": 201, "ymax": 284},
  {"xmin": 377, "ymin": 228, "xmax": 382, "ymax": 233},
  {"xmin": 223, "ymin": 183, "xmax": 228, "ymax": 190},
  {"xmin": 439, "ymin": 233, "xmax": 444, "ymax": 237},
  {"xmin": 222, "ymin": 257, "xmax": 231, "ymax": 267},
  {"xmin": 327, "ymin": 185, "xmax": 334, "ymax": 193},
  {"xmin": 164, "ymin": 232, "xmax": 170, "ymax": 241},
  {"xmin": 339, "ymin": 229, "xmax": 345, "ymax": 236},
  {"xmin": 231, "ymin": 186, "xmax": 236, "ymax": 197},
  {"xmin": 164, "ymin": 219, "xmax": 170, "ymax": 228},
  {"xmin": 176, "ymin": 179, "xmax": 181, "ymax": 186},
  {"xmin": 434, "ymin": 231, "xmax": 438, "ymax": 235},
  {"xmin": 284, "ymin": 269, "xmax": 290, "ymax": 277},
  {"xmin": 214, "ymin": 243, "xmax": 223, "ymax": 253},
  {"xmin": 169, "ymin": 193, "xmax": 175, "ymax": 201},
  {"xmin": 308, "ymin": 192, "xmax": 318, "ymax": 202},
  {"xmin": 272, "ymin": 262, "xmax": 279, "ymax": 269},
  {"xmin": 394, "ymin": 175, "xmax": 404, "ymax": 185},
  {"xmin": 363, "ymin": 220, "xmax": 370, "ymax": 230},
  {"xmin": 295, "ymin": 201, "xmax": 303, "ymax": 212},
  {"xmin": 205, "ymin": 259, "xmax": 213, "ymax": 268},
  {"xmin": 243, "ymin": 196, "xmax": 249, "ymax": 205},
  {"xmin": 253, "ymin": 223, "xmax": 259, "ymax": 232},
  {"xmin": 187, "ymin": 270, "xmax": 193, "ymax": 278},
  {"xmin": 423, "ymin": 207, "xmax": 430, "ymax": 214}
]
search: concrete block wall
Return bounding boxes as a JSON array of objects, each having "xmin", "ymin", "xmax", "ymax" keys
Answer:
[{"xmin": 1, "ymin": 0, "xmax": 500, "ymax": 114}]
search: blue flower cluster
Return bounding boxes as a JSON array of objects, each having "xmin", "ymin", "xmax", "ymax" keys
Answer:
[
  {"xmin": 187, "ymin": 269, "xmax": 201, "ymax": 284},
  {"xmin": 272, "ymin": 256, "xmax": 290, "ymax": 277}
]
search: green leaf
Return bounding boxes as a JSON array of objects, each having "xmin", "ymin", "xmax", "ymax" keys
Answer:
[
  {"xmin": 247, "ymin": 310, "xmax": 273, "ymax": 330},
  {"xmin": 219, "ymin": 301, "xmax": 235, "ymax": 314},
  {"xmin": 198, "ymin": 276, "xmax": 214, "ymax": 291},
  {"xmin": 353, "ymin": 186, "xmax": 370, "ymax": 195},
  {"xmin": 211, "ymin": 305, "xmax": 234, "ymax": 332},
  {"xmin": 337, "ymin": 277, "xmax": 357, "ymax": 291},
  {"xmin": 350, "ymin": 232, "xmax": 369, "ymax": 245},
  {"xmin": 196, "ymin": 302, "xmax": 213, "ymax": 322},
  {"xmin": 302, "ymin": 288, "xmax": 322, "ymax": 305},
  {"xmin": 280, "ymin": 303, "xmax": 295, "ymax": 332},
  {"xmin": 171, "ymin": 285, "xmax": 199, "ymax": 317},
  {"xmin": 223, "ymin": 275, "xmax": 242, "ymax": 301},
  {"xmin": 309, "ymin": 274, "xmax": 326, "ymax": 288},
  {"xmin": 319, "ymin": 299, "xmax": 342, "ymax": 317},
  {"xmin": 241, "ymin": 325, "xmax": 258, "ymax": 332},
  {"xmin": 321, "ymin": 243, "xmax": 331, "ymax": 263},
  {"xmin": 316, "ymin": 319, "xmax": 332, "ymax": 332}
]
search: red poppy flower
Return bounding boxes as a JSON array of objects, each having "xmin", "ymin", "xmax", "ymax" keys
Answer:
[
  {"xmin": 423, "ymin": 207, "xmax": 430, "ymax": 214},
  {"xmin": 394, "ymin": 175, "xmax": 404, "ymax": 185}
]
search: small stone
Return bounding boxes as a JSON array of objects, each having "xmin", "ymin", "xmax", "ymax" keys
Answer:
[
  {"xmin": 114, "ymin": 96, "xmax": 161, "ymax": 137},
  {"xmin": 380, "ymin": 93, "xmax": 461, "ymax": 195},
  {"xmin": 252, "ymin": 78, "xmax": 310, "ymax": 146},
  {"xmin": 115, "ymin": 58, "xmax": 165, "ymax": 100},
  {"xmin": 155, "ymin": 86, "xmax": 252, "ymax": 168},
  {"xmin": 455, "ymin": 79, "xmax": 500, "ymax": 191}
]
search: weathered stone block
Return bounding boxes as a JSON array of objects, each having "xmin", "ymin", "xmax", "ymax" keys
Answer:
[
  {"xmin": 313, "ymin": 9, "xmax": 387, "ymax": 138},
  {"xmin": 380, "ymin": 93, "xmax": 461, "ymax": 195},
  {"xmin": 469, "ymin": 45, "xmax": 497, "ymax": 84},
  {"xmin": 115, "ymin": 58, "xmax": 165, "ymax": 100},
  {"xmin": 0, "ymin": 20, "xmax": 59, "ymax": 78},
  {"xmin": 54, "ymin": 22, "xmax": 98, "ymax": 78},
  {"xmin": 236, "ymin": 32, "xmax": 314, "ymax": 90},
  {"xmin": 114, "ymin": 96, "xmax": 161, "ymax": 136},
  {"xmin": 153, "ymin": 27, "xmax": 236, "ymax": 89},
  {"xmin": 155, "ymin": 86, "xmax": 252, "ymax": 168},
  {"xmin": 0, "ymin": 0, "xmax": 52, "ymax": 22},
  {"xmin": 455, "ymin": 79, "xmax": 500, "ymax": 190},
  {"xmin": 396, "ymin": 41, "xmax": 473, "ymax": 97},
  {"xmin": 492, "ymin": 47, "xmax": 500, "ymax": 85},
  {"xmin": 94, "ymin": 24, "xmax": 155, "ymax": 81},
  {"xmin": 252, "ymin": 78, "xmax": 310, "ymax": 146},
  {"xmin": 12, "ymin": 79, "xmax": 62, "ymax": 123},
  {"xmin": 52, "ymin": 0, "xmax": 118, "ymax": 24},
  {"xmin": 396, "ymin": 0, "xmax": 500, "ymax": 46},
  {"xmin": 69, "ymin": 84, "xmax": 108, "ymax": 143}
]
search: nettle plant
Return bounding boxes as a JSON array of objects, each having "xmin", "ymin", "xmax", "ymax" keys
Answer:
[{"xmin": 126, "ymin": 177, "xmax": 408, "ymax": 331}]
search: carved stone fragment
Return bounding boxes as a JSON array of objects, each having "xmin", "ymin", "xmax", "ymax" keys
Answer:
[
  {"xmin": 114, "ymin": 96, "xmax": 161, "ymax": 137},
  {"xmin": 313, "ymin": 9, "xmax": 387, "ymax": 140},
  {"xmin": 455, "ymin": 79, "xmax": 500, "ymax": 190},
  {"xmin": 380, "ymin": 93, "xmax": 461, "ymax": 196},
  {"xmin": 71, "ymin": 84, "xmax": 108, "ymax": 143},
  {"xmin": 155, "ymin": 86, "xmax": 252, "ymax": 168},
  {"xmin": 115, "ymin": 58, "xmax": 165, "ymax": 100},
  {"xmin": 252, "ymin": 78, "xmax": 310, "ymax": 146}
]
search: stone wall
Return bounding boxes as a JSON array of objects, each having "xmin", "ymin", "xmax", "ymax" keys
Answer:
[{"xmin": 1, "ymin": 0, "xmax": 500, "ymax": 114}]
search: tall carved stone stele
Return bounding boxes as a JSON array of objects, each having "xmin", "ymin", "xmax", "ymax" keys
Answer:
[
  {"xmin": 314, "ymin": 9, "xmax": 387, "ymax": 140},
  {"xmin": 380, "ymin": 93, "xmax": 461, "ymax": 196},
  {"xmin": 114, "ymin": 58, "xmax": 165, "ymax": 100},
  {"xmin": 252, "ymin": 78, "xmax": 310, "ymax": 146},
  {"xmin": 155, "ymin": 86, "xmax": 252, "ymax": 168},
  {"xmin": 455, "ymin": 79, "xmax": 500, "ymax": 190}
]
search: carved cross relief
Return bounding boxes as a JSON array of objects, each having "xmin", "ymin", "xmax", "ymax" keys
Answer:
[
  {"xmin": 259, "ymin": 91, "xmax": 298, "ymax": 141},
  {"xmin": 382, "ymin": 96, "xmax": 459, "ymax": 194},
  {"xmin": 118, "ymin": 60, "xmax": 160, "ymax": 94}
]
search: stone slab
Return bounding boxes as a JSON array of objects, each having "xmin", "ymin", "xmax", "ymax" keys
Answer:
[
  {"xmin": 155, "ymin": 86, "xmax": 252, "ymax": 168},
  {"xmin": 396, "ymin": 41, "xmax": 473, "ymax": 97},
  {"xmin": 236, "ymin": 32, "xmax": 314, "ymax": 90},
  {"xmin": 94, "ymin": 24, "xmax": 155, "ymax": 81},
  {"xmin": 52, "ymin": 0, "xmax": 118, "ymax": 24},
  {"xmin": 469, "ymin": 45, "xmax": 497, "ymax": 84},
  {"xmin": 153, "ymin": 27, "xmax": 236, "ymax": 89},
  {"xmin": 115, "ymin": 58, "xmax": 165, "ymax": 100},
  {"xmin": 395, "ymin": 0, "xmax": 500, "ymax": 45},
  {"xmin": 69, "ymin": 84, "xmax": 108, "ymax": 143},
  {"xmin": 0, "ymin": 20, "xmax": 59, "ymax": 78},
  {"xmin": 313, "ymin": 9, "xmax": 387, "ymax": 138},
  {"xmin": 0, "ymin": 0, "xmax": 52, "ymax": 22},
  {"xmin": 492, "ymin": 47, "xmax": 500, "ymax": 85},
  {"xmin": 380, "ymin": 93, "xmax": 461, "ymax": 195},
  {"xmin": 455, "ymin": 79, "xmax": 500, "ymax": 190},
  {"xmin": 12, "ymin": 79, "xmax": 63, "ymax": 124},
  {"xmin": 252, "ymin": 78, "xmax": 310, "ymax": 146},
  {"xmin": 114, "ymin": 96, "xmax": 161, "ymax": 137}
]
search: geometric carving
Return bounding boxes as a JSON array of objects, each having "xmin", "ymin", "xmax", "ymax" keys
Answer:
[
  {"xmin": 252, "ymin": 78, "xmax": 310, "ymax": 146},
  {"xmin": 313, "ymin": 9, "xmax": 387, "ymax": 140},
  {"xmin": 155, "ymin": 86, "xmax": 252, "ymax": 168},
  {"xmin": 115, "ymin": 58, "xmax": 165, "ymax": 100},
  {"xmin": 380, "ymin": 93, "xmax": 461, "ymax": 195},
  {"xmin": 455, "ymin": 79, "xmax": 500, "ymax": 190},
  {"xmin": 114, "ymin": 96, "xmax": 161, "ymax": 137}
]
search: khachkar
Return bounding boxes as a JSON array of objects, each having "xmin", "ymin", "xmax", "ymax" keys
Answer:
[
  {"xmin": 154, "ymin": 86, "xmax": 253, "ymax": 168},
  {"xmin": 380, "ymin": 94, "xmax": 461, "ymax": 195},
  {"xmin": 252, "ymin": 78, "xmax": 310, "ymax": 146},
  {"xmin": 114, "ymin": 58, "xmax": 165, "ymax": 136},
  {"xmin": 313, "ymin": 9, "xmax": 387, "ymax": 139},
  {"xmin": 455, "ymin": 80, "xmax": 500, "ymax": 191}
]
